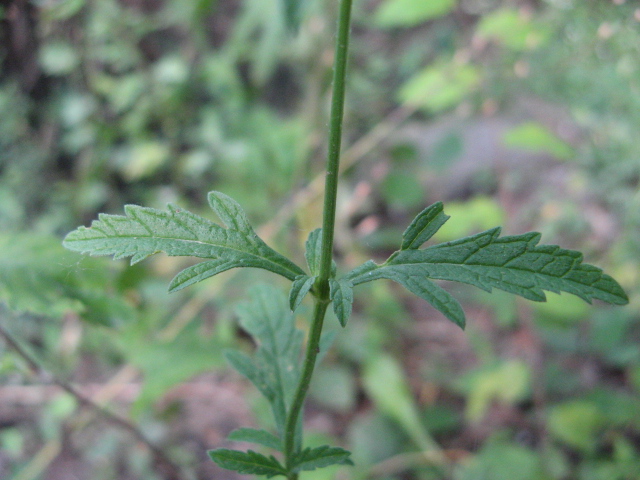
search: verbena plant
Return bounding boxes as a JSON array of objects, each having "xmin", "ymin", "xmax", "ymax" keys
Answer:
[{"xmin": 63, "ymin": 0, "xmax": 628, "ymax": 478}]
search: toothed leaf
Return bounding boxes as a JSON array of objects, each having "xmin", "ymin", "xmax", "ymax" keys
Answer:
[
  {"xmin": 289, "ymin": 275, "xmax": 316, "ymax": 312},
  {"xmin": 208, "ymin": 449, "xmax": 286, "ymax": 477},
  {"xmin": 63, "ymin": 192, "xmax": 305, "ymax": 289},
  {"xmin": 227, "ymin": 428, "xmax": 283, "ymax": 452},
  {"xmin": 346, "ymin": 216, "xmax": 628, "ymax": 328},
  {"xmin": 291, "ymin": 445, "xmax": 353, "ymax": 473},
  {"xmin": 329, "ymin": 278, "xmax": 354, "ymax": 327},
  {"xmin": 231, "ymin": 285, "xmax": 304, "ymax": 434}
]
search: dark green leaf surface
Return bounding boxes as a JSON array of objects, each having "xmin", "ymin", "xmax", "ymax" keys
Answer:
[
  {"xmin": 346, "ymin": 203, "xmax": 628, "ymax": 328},
  {"xmin": 291, "ymin": 445, "xmax": 353, "ymax": 472},
  {"xmin": 63, "ymin": 191, "xmax": 305, "ymax": 289},
  {"xmin": 232, "ymin": 284, "xmax": 304, "ymax": 434},
  {"xmin": 329, "ymin": 278, "xmax": 354, "ymax": 327},
  {"xmin": 289, "ymin": 274, "xmax": 316, "ymax": 312},
  {"xmin": 401, "ymin": 201, "xmax": 449, "ymax": 250},
  {"xmin": 228, "ymin": 428, "xmax": 283, "ymax": 452},
  {"xmin": 208, "ymin": 449, "xmax": 286, "ymax": 477}
]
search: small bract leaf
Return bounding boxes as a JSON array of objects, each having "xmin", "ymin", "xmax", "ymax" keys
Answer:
[
  {"xmin": 208, "ymin": 449, "xmax": 286, "ymax": 477},
  {"xmin": 329, "ymin": 279, "xmax": 354, "ymax": 327},
  {"xmin": 289, "ymin": 275, "xmax": 316, "ymax": 312},
  {"xmin": 305, "ymin": 229, "xmax": 322, "ymax": 276},
  {"xmin": 228, "ymin": 428, "xmax": 283, "ymax": 452},
  {"xmin": 291, "ymin": 445, "xmax": 353, "ymax": 473},
  {"xmin": 63, "ymin": 192, "xmax": 305, "ymax": 289}
]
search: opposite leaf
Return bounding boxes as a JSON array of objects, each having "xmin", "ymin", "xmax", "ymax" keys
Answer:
[
  {"xmin": 346, "ymin": 203, "xmax": 628, "ymax": 329},
  {"xmin": 208, "ymin": 449, "xmax": 286, "ymax": 478},
  {"xmin": 63, "ymin": 192, "xmax": 305, "ymax": 291},
  {"xmin": 291, "ymin": 445, "xmax": 354, "ymax": 473}
]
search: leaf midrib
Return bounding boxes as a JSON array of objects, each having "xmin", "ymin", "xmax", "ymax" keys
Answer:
[{"xmin": 66, "ymin": 231, "xmax": 304, "ymax": 279}]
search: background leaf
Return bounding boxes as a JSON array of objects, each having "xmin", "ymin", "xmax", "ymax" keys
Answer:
[
  {"xmin": 375, "ymin": 0, "xmax": 457, "ymax": 28},
  {"xmin": 230, "ymin": 284, "xmax": 304, "ymax": 434},
  {"xmin": 0, "ymin": 233, "xmax": 133, "ymax": 326}
]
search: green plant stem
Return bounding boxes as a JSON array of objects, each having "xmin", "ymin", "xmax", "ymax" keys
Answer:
[
  {"xmin": 317, "ymin": 0, "xmax": 354, "ymax": 295},
  {"xmin": 283, "ymin": 299, "xmax": 330, "ymax": 475},
  {"xmin": 282, "ymin": 0, "xmax": 354, "ymax": 477}
]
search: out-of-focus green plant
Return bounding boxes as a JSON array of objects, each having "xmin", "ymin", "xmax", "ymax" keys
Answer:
[{"xmin": 61, "ymin": 1, "xmax": 628, "ymax": 478}]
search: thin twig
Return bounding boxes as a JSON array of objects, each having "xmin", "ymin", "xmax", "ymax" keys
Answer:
[{"xmin": 0, "ymin": 323, "xmax": 187, "ymax": 480}]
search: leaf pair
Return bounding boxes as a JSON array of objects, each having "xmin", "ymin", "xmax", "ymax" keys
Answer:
[
  {"xmin": 288, "ymin": 228, "xmax": 353, "ymax": 326},
  {"xmin": 64, "ymin": 192, "xmax": 628, "ymax": 331}
]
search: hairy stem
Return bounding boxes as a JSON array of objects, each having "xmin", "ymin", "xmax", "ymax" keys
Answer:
[{"xmin": 282, "ymin": 0, "xmax": 354, "ymax": 476}]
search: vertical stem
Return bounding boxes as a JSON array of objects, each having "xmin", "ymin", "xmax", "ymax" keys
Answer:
[
  {"xmin": 318, "ymin": 0, "xmax": 354, "ymax": 297},
  {"xmin": 283, "ymin": 0, "xmax": 354, "ymax": 477}
]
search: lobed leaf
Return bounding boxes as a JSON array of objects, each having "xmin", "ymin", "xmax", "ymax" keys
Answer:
[
  {"xmin": 329, "ymin": 279, "xmax": 354, "ymax": 327},
  {"xmin": 345, "ymin": 203, "xmax": 628, "ymax": 328},
  {"xmin": 291, "ymin": 445, "xmax": 353, "ymax": 473},
  {"xmin": 63, "ymin": 192, "xmax": 305, "ymax": 289},
  {"xmin": 228, "ymin": 428, "xmax": 283, "ymax": 452},
  {"xmin": 208, "ymin": 449, "xmax": 286, "ymax": 477},
  {"xmin": 232, "ymin": 285, "xmax": 304, "ymax": 434}
]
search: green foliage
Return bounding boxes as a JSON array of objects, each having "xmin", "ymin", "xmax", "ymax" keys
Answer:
[
  {"xmin": 2, "ymin": 0, "xmax": 633, "ymax": 477},
  {"xmin": 208, "ymin": 449, "xmax": 287, "ymax": 477},
  {"xmin": 345, "ymin": 202, "xmax": 628, "ymax": 328},
  {"xmin": 375, "ymin": 0, "xmax": 457, "ymax": 28},
  {"xmin": 63, "ymin": 191, "xmax": 305, "ymax": 289},
  {"xmin": 399, "ymin": 61, "xmax": 481, "ymax": 113},
  {"xmin": 503, "ymin": 121, "xmax": 574, "ymax": 160},
  {"xmin": 226, "ymin": 284, "xmax": 304, "ymax": 436},
  {"xmin": 228, "ymin": 428, "xmax": 283, "ymax": 451},
  {"xmin": 290, "ymin": 445, "xmax": 353, "ymax": 472},
  {"xmin": 362, "ymin": 354, "xmax": 439, "ymax": 454},
  {"xmin": 0, "ymin": 233, "xmax": 132, "ymax": 326}
]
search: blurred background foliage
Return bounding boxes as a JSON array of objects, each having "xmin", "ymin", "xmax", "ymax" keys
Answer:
[{"xmin": 0, "ymin": 0, "xmax": 639, "ymax": 479}]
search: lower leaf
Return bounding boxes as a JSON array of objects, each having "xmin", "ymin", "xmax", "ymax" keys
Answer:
[
  {"xmin": 291, "ymin": 445, "xmax": 354, "ymax": 473},
  {"xmin": 208, "ymin": 449, "xmax": 287, "ymax": 477}
]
